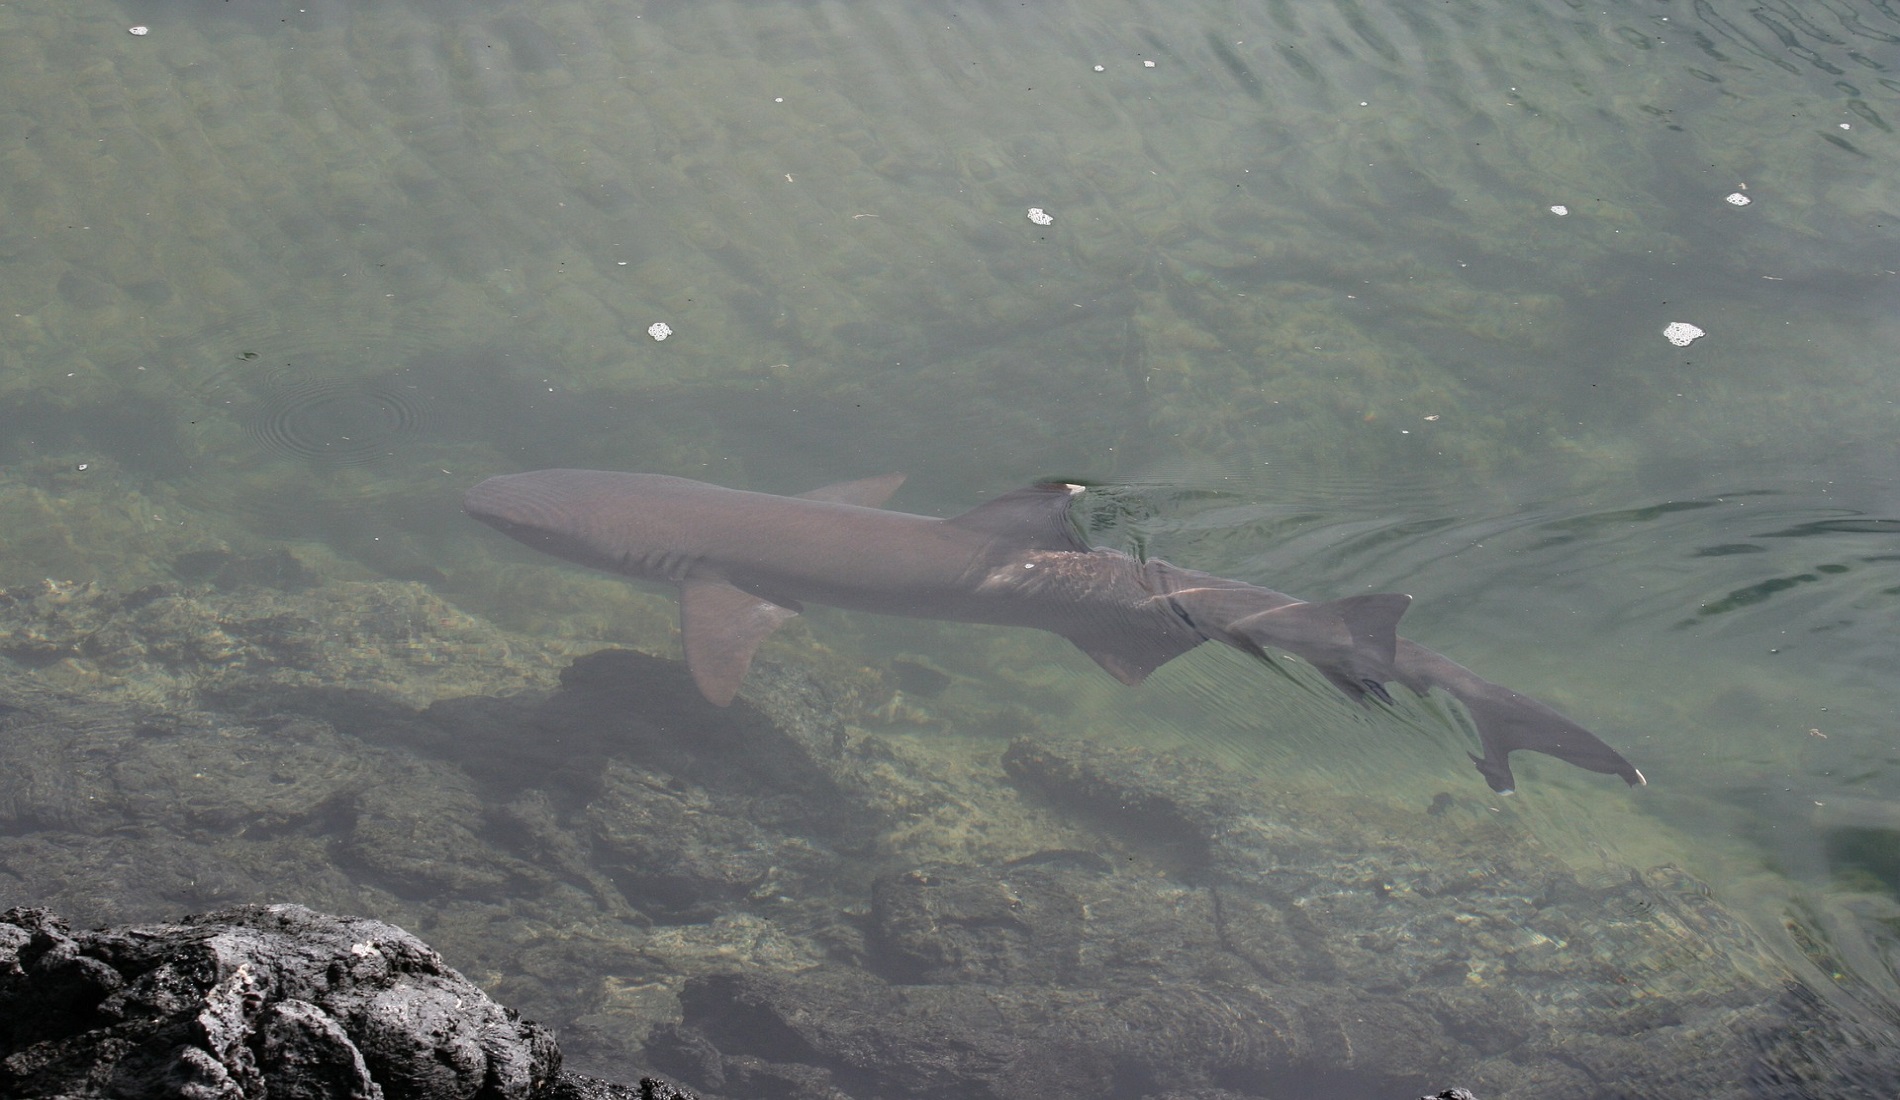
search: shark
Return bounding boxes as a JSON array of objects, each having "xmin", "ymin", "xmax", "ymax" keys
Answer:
[{"xmin": 465, "ymin": 470, "xmax": 1645, "ymax": 793}]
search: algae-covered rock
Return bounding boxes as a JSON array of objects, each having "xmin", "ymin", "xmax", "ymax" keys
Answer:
[{"xmin": 0, "ymin": 576, "xmax": 575, "ymax": 709}]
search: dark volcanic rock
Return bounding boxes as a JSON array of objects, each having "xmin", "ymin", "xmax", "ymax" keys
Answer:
[{"xmin": 0, "ymin": 904, "xmax": 559, "ymax": 1099}]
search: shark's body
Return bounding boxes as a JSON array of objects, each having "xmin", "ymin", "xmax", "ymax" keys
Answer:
[{"xmin": 466, "ymin": 470, "xmax": 1644, "ymax": 793}]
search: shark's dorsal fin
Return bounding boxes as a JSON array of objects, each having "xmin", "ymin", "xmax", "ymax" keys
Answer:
[
  {"xmin": 678, "ymin": 580, "xmax": 800, "ymax": 706},
  {"xmin": 797, "ymin": 474, "xmax": 907, "ymax": 508},
  {"xmin": 945, "ymin": 483, "xmax": 1091, "ymax": 553}
]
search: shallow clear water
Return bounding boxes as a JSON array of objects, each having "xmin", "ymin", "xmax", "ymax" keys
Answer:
[{"xmin": 1, "ymin": 0, "xmax": 1897, "ymax": 1094}]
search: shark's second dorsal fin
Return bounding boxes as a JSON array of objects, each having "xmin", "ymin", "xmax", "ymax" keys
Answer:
[
  {"xmin": 797, "ymin": 474, "xmax": 907, "ymax": 508},
  {"xmin": 1227, "ymin": 593, "xmax": 1411, "ymax": 700},
  {"xmin": 679, "ymin": 580, "xmax": 800, "ymax": 706},
  {"xmin": 945, "ymin": 483, "xmax": 1092, "ymax": 553}
]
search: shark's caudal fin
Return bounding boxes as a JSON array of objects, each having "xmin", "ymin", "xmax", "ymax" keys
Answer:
[
  {"xmin": 1454, "ymin": 679, "xmax": 1647, "ymax": 794},
  {"xmin": 680, "ymin": 474, "xmax": 904, "ymax": 705},
  {"xmin": 1393, "ymin": 640, "xmax": 1645, "ymax": 794},
  {"xmin": 1228, "ymin": 593, "xmax": 1412, "ymax": 703}
]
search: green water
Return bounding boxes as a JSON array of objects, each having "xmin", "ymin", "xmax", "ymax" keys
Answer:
[{"xmin": 1, "ymin": 0, "xmax": 1897, "ymax": 1093}]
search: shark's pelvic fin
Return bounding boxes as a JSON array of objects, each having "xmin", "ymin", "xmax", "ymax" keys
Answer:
[
  {"xmin": 1064, "ymin": 629, "xmax": 1206, "ymax": 686},
  {"xmin": 945, "ymin": 483, "xmax": 1092, "ymax": 552},
  {"xmin": 797, "ymin": 474, "xmax": 907, "ymax": 508},
  {"xmin": 678, "ymin": 580, "xmax": 800, "ymax": 706}
]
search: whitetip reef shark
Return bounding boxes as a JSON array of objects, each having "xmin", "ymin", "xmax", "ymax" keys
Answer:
[{"xmin": 465, "ymin": 470, "xmax": 1645, "ymax": 794}]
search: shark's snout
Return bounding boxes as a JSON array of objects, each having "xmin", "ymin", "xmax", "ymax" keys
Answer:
[
  {"xmin": 464, "ymin": 470, "xmax": 632, "ymax": 572},
  {"xmin": 463, "ymin": 471, "xmax": 588, "ymax": 534},
  {"xmin": 463, "ymin": 474, "xmax": 531, "ymax": 527}
]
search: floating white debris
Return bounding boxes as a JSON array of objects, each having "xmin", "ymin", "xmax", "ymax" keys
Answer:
[
  {"xmin": 1027, "ymin": 208, "xmax": 1054, "ymax": 226},
  {"xmin": 1725, "ymin": 192, "xmax": 1751, "ymax": 206},
  {"xmin": 128, "ymin": 25, "xmax": 148, "ymax": 35},
  {"xmin": 1840, "ymin": 123, "xmax": 1851, "ymax": 130},
  {"xmin": 1093, "ymin": 64, "xmax": 1105, "ymax": 72},
  {"xmin": 648, "ymin": 322, "xmax": 673, "ymax": 341},
  {"xmin": 1663, "ymin": 321, "xmax": 1704, "ymax": 347},
  {"xmin": 1144, "ymin": 60, "xmax": 1156, "ymax": 68},
  {"xmin": 1550, "ymin": 205, "xmax": 1569, "ymax": 216}
]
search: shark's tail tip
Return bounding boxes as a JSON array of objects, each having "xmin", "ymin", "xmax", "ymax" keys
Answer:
[{"xmin": 1470, "ymin": 751, "xmax": 1516, "ymax": 795}]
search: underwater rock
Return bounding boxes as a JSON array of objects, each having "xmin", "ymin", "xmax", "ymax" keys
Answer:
[
  {"xmin": 0, "ymin": 903, "xmax": 559, "ymax": 1099},
  {"xmin": 0, "ymin": 576, "xmax": 572, "ymax": 709},
  {"xmin": 1001, "ymin": 735, "xmax": 1253, "ymax": 869},
  {"xmin": 170, "ymin": 547, "xmax": 317, "ymax": 592},
  {"xmin": 868, "ymin": 861, "xmax": 1085, "ymax": 985},
  {"xmin": 533, "ymin": 1074, "xmax": 700, "ymax": 1100},
  {"xmin": 0, "ymin": 578, "xmax": 1884, "ymax": 1096},
  {"xmin": 651, "ymin": 967, "xmax": 1456, "ymax": 1100},
  {"xmin": 0, "ymin": 695, "xmax": 376, "ymax": 840},
  {"xmin": 540, "ymin": 649, "xmax": 879, "ymax": 835},
  {"xmin": 585, "ymin": 758, "xmax": 822, "ymax": 921},
  {"xmin": 634, "ymin": 739, "xmax": 1815, "ymax": 1100}
]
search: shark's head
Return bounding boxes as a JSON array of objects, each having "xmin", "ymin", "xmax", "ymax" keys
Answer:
[
  {"xmin": 463, "ymin": 471, "xmax": 553, "ymax": 535},
  {"xmin": 464, "ymin": 470, "xmax": 626, "ymax": 571}
]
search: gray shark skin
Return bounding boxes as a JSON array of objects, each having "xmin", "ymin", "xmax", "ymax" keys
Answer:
[{"xmin": 465, "ymin": 470, "xmax": 1644, "ymax": 793}]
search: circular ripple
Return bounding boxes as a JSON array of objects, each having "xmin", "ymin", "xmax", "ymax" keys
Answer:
[{"xmin": 248, "ymin": 378, "xmax": 426, "ymax": 467}]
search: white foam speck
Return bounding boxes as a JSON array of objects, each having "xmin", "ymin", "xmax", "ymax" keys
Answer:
[{"xmin": 1663, "ymin": 322, "xmax": 1704, "ymax": 347}]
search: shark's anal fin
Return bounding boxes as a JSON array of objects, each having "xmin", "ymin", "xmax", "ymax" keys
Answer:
[
  {"xmin": 679, "ymin": 581, "xmax": 800, "ymax": 706},
  {"xmin": 797, "ymin": 474, "xmax": 907, "ymax": 508}
]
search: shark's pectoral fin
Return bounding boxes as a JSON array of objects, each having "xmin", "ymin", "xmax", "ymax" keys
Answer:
[
  {"xmin": 679, "ymin": 581, "xmax": 800, "ymax": 706},
  {"xmin": 1229, "ymin": 593, "xmax": 1410, "ymax": 695},
  {"xmin": 797, "ymin": 474, "xmax": 907, "ymax": 508}
]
